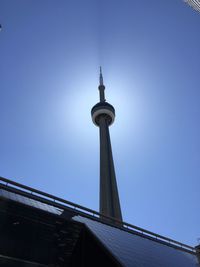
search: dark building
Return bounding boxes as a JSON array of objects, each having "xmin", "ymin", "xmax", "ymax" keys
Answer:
[
  {"xmin": 0, "ymin": 71, "xmax": 199, "ymax": 266},
  {"xmin": 0, "ymin": 176, "xmax": 199, "ymax": 266}
]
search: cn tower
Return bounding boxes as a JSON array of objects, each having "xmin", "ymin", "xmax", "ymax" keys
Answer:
[{"xmin": 91, "ymin": 68, "xmax": 123, "ymax": 223}]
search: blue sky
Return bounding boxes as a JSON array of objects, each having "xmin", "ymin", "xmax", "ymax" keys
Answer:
[{"xmin": 0, "ymin": 0, "xmax": 199, "ymax": 246}]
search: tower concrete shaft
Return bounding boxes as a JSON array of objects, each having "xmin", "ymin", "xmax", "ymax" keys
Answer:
[
  {"xmin": 91, "ymin": 68, "xmax": 123, "ymax": 223},
  {"xmin": 99, "ymin": 115, "xmax": 122, "ymax": 221}
]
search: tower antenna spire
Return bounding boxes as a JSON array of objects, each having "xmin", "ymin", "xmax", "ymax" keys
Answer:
[
  {"xmin": 98, "ymin": 66, "xmax": 106, "ymax": 102},
  {"xmin": 99, "ymin": 66, "xmax": 104, "ymax": 86}
]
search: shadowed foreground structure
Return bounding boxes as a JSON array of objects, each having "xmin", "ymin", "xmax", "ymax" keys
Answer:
[{"xmin": 0, "ymin": 176, "xmax": 200, "ymax": 267}]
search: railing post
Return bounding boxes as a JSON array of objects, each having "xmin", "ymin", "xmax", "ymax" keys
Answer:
[{"xmin": 195, "ymin": 245, "xmax": 200, "ymax": 264}]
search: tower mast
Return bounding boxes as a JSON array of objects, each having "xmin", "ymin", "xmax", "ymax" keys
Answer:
[{"xmin": 91, "ymin": 68, "xmax": 123, "ymax": 223}]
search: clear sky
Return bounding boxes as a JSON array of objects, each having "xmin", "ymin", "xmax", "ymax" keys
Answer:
[{"xmin": 0, "ymin": 0, "xmax": 199, "ymax": 246}]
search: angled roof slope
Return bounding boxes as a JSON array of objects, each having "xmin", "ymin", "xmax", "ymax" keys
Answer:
[
  {"xmin": 74, "ymin": 215, "xmax": 199, "ymax": 267},
  {"xmin": 0, "ymin": 188, "xmax": 63, "ymax": 215}
]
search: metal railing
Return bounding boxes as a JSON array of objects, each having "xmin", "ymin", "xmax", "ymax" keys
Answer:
[{"xmin": 0, "ymin": 176, "xmax": 197, "ymax": 254}]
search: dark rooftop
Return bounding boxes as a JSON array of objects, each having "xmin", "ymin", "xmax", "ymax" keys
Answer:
[{"xmin": 0, "ymin": 176, "xmax": 199, "ymax": 267}]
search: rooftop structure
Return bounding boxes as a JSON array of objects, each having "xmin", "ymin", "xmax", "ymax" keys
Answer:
[{"xmin": 0, "ymin": 176, "xmax": 199, "ymax": 266}]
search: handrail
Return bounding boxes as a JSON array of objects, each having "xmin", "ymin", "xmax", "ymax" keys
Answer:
[
  {"xmin": 0, "ymin": 176, "xmax": 196, "ymax": 254},
  {"xmin": 0, "ymin": 176, "xmax": 99, "ymax": 215}
]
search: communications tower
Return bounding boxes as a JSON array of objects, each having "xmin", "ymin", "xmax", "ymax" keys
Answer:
[{"xmin": 91, "ymin": 68, "xmax": 123, "ymax": 222}]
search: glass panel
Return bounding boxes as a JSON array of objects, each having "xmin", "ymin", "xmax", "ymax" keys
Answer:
[
  {"xmin": 74, "ymin": 216, "xmax": 199, "ymax": 267},
  {"xmin": 0, "ymin": 188, "xmax": 63, "ymax": 215}
]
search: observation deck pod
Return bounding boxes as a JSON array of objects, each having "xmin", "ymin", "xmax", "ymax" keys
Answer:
[{"xmin": 91, "ymin": 102, "xmax": 115, "ymax": 126}]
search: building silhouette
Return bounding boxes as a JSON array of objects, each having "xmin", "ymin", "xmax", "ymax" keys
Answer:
[{"xmin": 0, "ymin": 71, "xmax": 200, "ymax": 266}]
